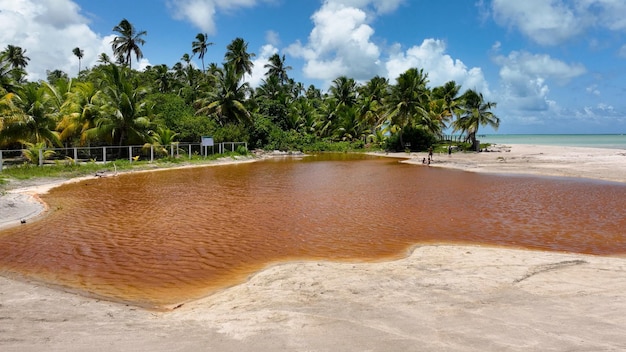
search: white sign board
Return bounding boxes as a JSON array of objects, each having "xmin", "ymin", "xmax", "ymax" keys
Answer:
[{"xmin": 201, "ymin": 136, "xmax": 214, "ymax": 147}]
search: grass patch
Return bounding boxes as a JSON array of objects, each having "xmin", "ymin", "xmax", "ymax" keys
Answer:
[{"xmin": 0, "ymin": 151, "xmax": 251, "ymax": 192}]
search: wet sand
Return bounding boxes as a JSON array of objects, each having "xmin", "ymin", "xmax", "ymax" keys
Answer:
[{"xmin": 1, "ymin": 145, "xmax": 626, "ymax": 351}]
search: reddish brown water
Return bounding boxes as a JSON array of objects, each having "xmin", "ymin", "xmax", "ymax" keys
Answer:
[{"xmin": 1, "ymin": 154, "xmax": 625, "ymax": 309}]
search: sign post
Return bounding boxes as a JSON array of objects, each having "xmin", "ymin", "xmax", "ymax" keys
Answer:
[{"xmin": 201, "ymin": 136, "xmax": 214, "ymax": 157}]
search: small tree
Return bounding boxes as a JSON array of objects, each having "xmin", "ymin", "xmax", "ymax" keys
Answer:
[{"xmin": 22, "ymin": 142, "xmax": 55, "ymax": 165}]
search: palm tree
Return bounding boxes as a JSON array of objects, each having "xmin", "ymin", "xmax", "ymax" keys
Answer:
[
  {"xmin": 2, "ymin": 45, "xmax": 30, "ymax": 69},
  {"xmin": 73, "ymin": 47, "xmax": 84, "ymax": 75},
  {"xmin": 224, "ymin": 37, "xmax": 255, "ymax": 79},
  {"xmin": 86, "ymin": 64, "xmax": 152, "ymax": 146},
  {"xmin": 191, "ymin": 33, "xmax": 213, "ymax": 73},
  {"xmin": 432, "ymin": 80, "xmax": 462, "ymax": 127},
  {"xmin": 111, "ymin": 19, "xmax": 147, "ymax": 69},
  {"xmin": 385, "ymin": 68, "xmax": 430, "ymax": 148},
  {"xmin": 329, "ymin": 76, "xmax": 358, "ymax": 107},
  {"xmin": 0, "ymin": 83, "xmax": 61, "ymax": 147},
  {"xmin": 0, "ymin": 59, "xmax": 18, "ymax": 93},
  {"xmin": 195, "ymin": 63, "xmax": 252, "ymax": 126},
  {"xmin": 98, "ymin": 53, "xmax": 112, "ymax": 64},
  {"xmin": 143, "ymin": 127, "xmax": 179, "ymax": 156},
  {"xmin": 22, "ymin": 142, "xmax": 55, "ymax": 165},
  {"xmin": 452, "ymin": 89, "xmax": 499, "ymax": 150},
  {"xmin": 56, "ymin": 81, "xmax": 100, "ymax": 145},
  {"xmin": 264, "ymin": 53, "xmax": 292, "ymax": 84}
]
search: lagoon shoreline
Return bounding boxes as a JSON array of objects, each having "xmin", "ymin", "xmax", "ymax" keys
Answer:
[{"xmin": 1, "ymin": 144, "xmax": 626, "ymax": 351}]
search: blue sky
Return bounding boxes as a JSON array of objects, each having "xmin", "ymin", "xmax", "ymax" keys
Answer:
[{"xmin": 2, "ymin": 0, "xmax": 626, "ymax": 134}]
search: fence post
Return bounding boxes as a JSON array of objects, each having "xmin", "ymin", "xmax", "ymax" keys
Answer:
[
  {"xmin": 189, "ymin": 144, "xmax": 192, "ymax": 159},
  {"xmin": 150, "ymin": 145, "xmax": 154, "ymax": 162},
  {"xmin": 39, "ymin": 149, "xmax": 43, "ymax": 167},
  {"xmin": 170, "ymin": 144, "xmax": 174, "ymax": 158},
  {"xmin": 129, "ymin": 146, "xmax": 132, "ymax": 162},
  {"xmin": 0, "ymin": 151, "xmax": 3, "ymax": 171},
  {"xmin": 103, "ymin": 147, "xmax": 106, "ymax": 163},
  {"xmin": 74, "ymin": 147, "xmax": 78, "ymax": 161}
]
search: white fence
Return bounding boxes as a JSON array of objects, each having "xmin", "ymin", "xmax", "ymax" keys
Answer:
[{"xmin": 0, "ymin": 142, "xmax": 247, "ymax": 171}]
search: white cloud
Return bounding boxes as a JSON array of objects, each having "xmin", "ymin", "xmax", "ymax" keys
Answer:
[
  {"xmin": 386, "ymin": 39, "xmax": 490, "ymax": 95},
  {"xmin": 245, "ymin": 44, "xmax": 278, "ymax": 88},
  {"xmin": 491, "ymin": 0, "xmax": 583, "ymax": 46},
  {"xmin": 285, "ymin": 1, "xmax": 383, "ymax": 84},
  {"xmin": 586, "ymin": 84, "xmax": 600, "ymax": 96},
  {"xmin": 0, "ymin": 0, "xmax": 116, "ymax": 80},
  {"xmin": 330, "ymin": 0, "xmax": 405, "ymax": 14},
  {"xmin": 491, "ymin": 0, "xmax": 626, "ymax": 46},
  {"xmin": 494, "ymin": 50, "xmax": 586, "ymax": 111},
  {"xmin": 166, "ymin": 0, "xmax": 263, "ymax": 34}
]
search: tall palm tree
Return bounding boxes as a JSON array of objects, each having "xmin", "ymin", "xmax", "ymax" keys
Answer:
[
  {"xmin": 111, "ymin": 19, "xmax": 147, "ymax": 69},
  {"xmin": 191, "ymin": 33, "xmax": 213, "ymax": 73},
  {"xmin": 2, "ymin": 45, "xmax": 30, "ymax": 69},
  {"xmin": 385, "ymin": 68, "xmax": 430, "ymax": 148},
  {"xmin": 224, "ymin": 37, "xmax": 255, "ymax": 79},
  {"xmin": 452, "ymin": 89, "xmax": 499, "ymax": 150},
  {"xmin": 72, "ymin": 47, "xmax": 84, "ymax": 75},
  {"xmin": 195, "ymin": 63, "xmax": 252, "ymax": 126},
  {"xmin": 264, "ymin": 53, "xmax": 292, "ymax": 84}
]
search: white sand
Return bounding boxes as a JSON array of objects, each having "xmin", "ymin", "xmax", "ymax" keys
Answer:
[{"xmin": 1, "ymin": 145, "xmax": 626, "ymax": 351}]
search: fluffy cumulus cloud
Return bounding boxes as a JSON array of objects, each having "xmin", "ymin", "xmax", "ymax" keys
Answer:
[
  {"xmin": 286, "ymin": 1, "xmax": 383, "ymax": 83},
  {"xmin": 286, "ymin": 0, "xmax": 488, "ymax": 93},
  {"xmin": 166, "ymin": 0, "xmax": 261, "ymax": 34},
  {"xmin": 0, "ymin": 0, "xmax": 113, "ymax": 80},
  {"xmin": 491, "ymin": 0, "xmax": 626, "ymax": 46},
  {"xmin": 386, "ymin": 39, "xmax": 490, "ymax": 94},
  {"xmin": 494, "ymin": 50, "xmax": 586, "ymax": 111}
]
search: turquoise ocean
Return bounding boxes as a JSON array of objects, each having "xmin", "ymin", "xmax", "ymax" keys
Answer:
[{"xmin": 478, "ymin": 134, "xmax": 626, "ymax": 150}]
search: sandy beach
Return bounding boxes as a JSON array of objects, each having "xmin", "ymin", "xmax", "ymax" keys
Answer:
[{"xmin": 1, "ymin": 144, "xmax": 626, "ymax": 351}]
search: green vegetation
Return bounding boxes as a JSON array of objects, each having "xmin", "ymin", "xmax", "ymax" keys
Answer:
[{"xmin": 1, "ymin": 19, "xmax": 499, "ymax": 173}]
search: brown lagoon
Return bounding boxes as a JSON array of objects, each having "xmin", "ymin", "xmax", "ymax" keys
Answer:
[{"xmin": 0, "ymin": 153, "xmax": 625, "ymax": 309}]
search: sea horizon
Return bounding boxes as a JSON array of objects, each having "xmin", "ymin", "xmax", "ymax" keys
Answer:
[{"xmin": 477, "ymin": 134, "xmax": 626, "ymax": 150}]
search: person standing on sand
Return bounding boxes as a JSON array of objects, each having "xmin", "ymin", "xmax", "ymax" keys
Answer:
[
  {"xmin": 448, "ymin": 145, "xmax": 452, "ymax": 155},
  {"xmin": 428, "ymin": 146, "xmax": 433, "ymax": 161}
]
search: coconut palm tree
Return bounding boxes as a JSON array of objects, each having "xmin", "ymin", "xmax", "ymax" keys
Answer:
[
  {"xmin": 0, "ymin": 83, "xmax": 61, "ymax": 147},
  {"xmin": 224, "ymin": 37, "xmax": 255, "ymax": 79},
  {"xmin": 143, "ymin": 127, "xmax": 179, "ymax": 156},
  {"xmin": 264, "ymin": 53, "xmax": 292, "ymax": 84},
  {"xmin": 385, "ymin": 68, "xmax": 430, "ymax": 147},
  {"xmin": 56, "ymin": 81, "xmax": 100, "ymax": 145},
  {"xmin": 329, "ymin": 76, "xmax": 358, "ymax": 108},
  {"xmin": 2, "ymin": 45, "xmax": 30, "ymax": 69},
  {"xmin": 453, "ymin": 89, "xmax": 499, "ymax": 150},
  {"xmin": 73, "ymin": 47, "xmax": 84, "ymax": 75},
  {"xmin": 86, "ymin": 64, "xmax": 152, "ymax": 146},
  {"xmin": 111, "ymin": 19, "xmax": 147, "ymax": 69},
  {"xmin": 195, "ymin": 63, "xmax": 252, "ymax": 126},
  {"xmin": 191, "ymin": 33, "xmax": 213, "ymax": 73},
  {"xmin": 98, "ymin": 53, "xmax": 112, "ymax": 64},
  {"xmin": 431, "ymin": 80, "xmax": 462, "ymax": 127},
  {"xmin": 21, "ymin": 142, "xmax": 55, "ymax": 165}
]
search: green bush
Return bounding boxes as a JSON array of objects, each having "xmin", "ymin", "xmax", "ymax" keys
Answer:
[{"xmin": 385, "ymin": 126, "xmax": 437, "ymax": 152}]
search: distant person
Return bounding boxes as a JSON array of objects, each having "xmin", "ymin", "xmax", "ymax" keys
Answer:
[
  {"xmin": 422, "ymin": 157, "xmax": 426, "ymax": 164},
  {"xmin": 428, "ymin": 147, "xmax": 433, "ymax": 160},
  {"xmin": 448, "ymin": 145, "xmax": 452, "ymax": 155}
]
